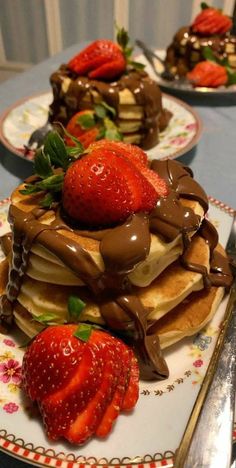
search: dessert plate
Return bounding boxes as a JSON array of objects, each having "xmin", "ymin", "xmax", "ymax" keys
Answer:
[
  {"xmin": 137, "ymin": 50, "xmax": 236, "ymax": 96},
  {"xmin": 0, "ymin": 196, "xmax": 235, "ymax": 468},
  {"xmin": 0, "ymin": 91, "xmax": 202, "ymax": 162}
]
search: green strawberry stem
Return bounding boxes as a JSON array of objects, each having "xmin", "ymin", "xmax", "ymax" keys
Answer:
[{"xmin": 115, "ymin": 25, "xmax": 145, "ymax": 71}]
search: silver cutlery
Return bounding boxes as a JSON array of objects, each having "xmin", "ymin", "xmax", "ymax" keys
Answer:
[
  {"xmin": 175, "ymin": 216, "xmax": 236, "ymax": 468},
  {"xmin": 24, "ymin": 119, "xmax": 52, "ymax": 154},
  {"xmin": 135, "ymin": 39, "xmax": 176, "ymax": 81}
]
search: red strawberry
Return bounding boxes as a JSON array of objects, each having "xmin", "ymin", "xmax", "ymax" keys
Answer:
[
  {"xmin": 96, "ymin": 345, "xmax": 132, "ymax": 437},
  {"xmin": 68, "ymin": 40, "xmax": 126, "ymax": 80},
  {"xmin": 65, "ymin": 110, "xmax": 100, "ymax": 149},
  {"xmin": 66, "ymin": 340, "xmax": 123, "ymax": 444},
  {"xmin": 40, "ymin": 344, "xmax": 102, "ymax": 439},
  {"xmin": 187, "ymin": 61, "xmax": 228, "ymax": 88},
  {"xmin": 122, "ymin": 354, "xmax": 140, "ymax": 410},
  {"xmin": 62, "ymin": 148, "xmax": 159, "ymax": 226},
  {"xmin": 89, "ymin": 139, "xmax": 148, "ymax": 168},
  {"xmin": 191, "ymin": 7, "xmax": 232, "ymax": 35},
  {"xmin": 88, "ymin": 139, "xmax": 169, "ymax": 198},
  {"xmin": 22, "ymin": 325, "xmax": 139, "ymax": 444},
  {"xmin": 22, "ymin": 324, "xmax": 86, "ymax": 401}
]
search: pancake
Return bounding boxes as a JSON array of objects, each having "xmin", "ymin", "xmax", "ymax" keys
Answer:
[
  {"xmin": 10, "ymin": 184, "xmax": 204, "ymax": 288},
  {"xmin": 9, "ymin": 233, "xmax": 209, "ymax": 338},
  {"xmin": 154, "ymin": 287, "xmax": 224, "ymax": 349},
  {"xmin": 49, "ymin": 67, "xmax": 172, "ymax": 150}
]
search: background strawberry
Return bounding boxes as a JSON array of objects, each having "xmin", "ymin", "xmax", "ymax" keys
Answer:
[
  {"xmin": 22, "ymin": 325, "xmax": 139, "ymax": 444},
  {"xmin": 187, "ymin": 61, "xmax": 228, "ymax": 87},
  {"xmin": 65, "ymin": 110, "xmax": 100, "ymax": 148},
  {"xmin": 191, "ymin": 5, "xmax": 232, "ymax": 35},
  {"xmin": 68, "ymin": 39, "xmax": 126, "ymax": 80}
]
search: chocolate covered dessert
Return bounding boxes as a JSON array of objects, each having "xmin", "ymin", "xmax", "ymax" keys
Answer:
[
  {"xmin": 165, "ymin": 4, "xmax": 236, "ymax": 78},
  {"xmin": 49, "ymin": 30, "xmax": 171, "ymax": 150},
  {"xmin": 0, "ymin": 136, "xmax": 232, "ymax": 383}
]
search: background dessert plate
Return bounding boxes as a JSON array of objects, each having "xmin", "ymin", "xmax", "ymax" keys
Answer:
[
  {"xmin": 0, "ymin": 91, "xmax": 202, "ymax": 162},
  {"xmin": 137, "ymin": 50, "xmax": 236, "ymax": 95},
  {"xmin": 0, "ymin": 197, "xmax": 235, "ymax": 468}
]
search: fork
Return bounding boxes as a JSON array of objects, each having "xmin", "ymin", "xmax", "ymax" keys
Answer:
[
  {"xmin": 175, "ymin": 216, "xmax": 236, "ymax": 467},
  {"xmin": 135, "ymin": 39, "xmax": 176, "ymax": 81},
  {"xmin": 24, "ymin": 118, "xmax": 52, "ymax": 154}
]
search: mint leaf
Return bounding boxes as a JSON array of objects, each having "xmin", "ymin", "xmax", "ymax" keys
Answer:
[
  {"xmin": 74, "ymin": 323, "xmax": 92, "ymax": 342},
  {"xmin": 34, "ymin": 313, "xmax": 58, "ymax": 325},
  {"xmin": 68, "ymin": 295, "xmax": 86, "ymax": 321},
  {"xmin": 94, "ymin": 104, "xmax": 107, "ymax": 119},
  {"xmin": 104, "ymin": 117, "xmax": 123, "ymax": 141},
  {"xmin": 226, "ymin": 68, "xmax": 236, "ymax": 85},
  {"xmin": 105, "ymin": 127, "xmax": 123, "ymax": 141},
  {"xmin": 130, "ymin": 61, "xmax": 145, "ymax": 70},
  {"xmin": 34, "ymin": 148, "xmax": 53, "ymax": 178},
  {"xmin": 44, "ymin": 131, "xmax": 69, "ymax": 170},
  {"xmin": 202, "ymin": 46, "xmax": 217, "ymax": 63},
  {"xmin": 77, "ymin": 113, "xmax": 96, "ymax": 129}
]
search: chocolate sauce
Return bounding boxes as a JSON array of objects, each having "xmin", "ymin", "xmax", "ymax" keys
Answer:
[
  {"xmin": 0, "ymin": 160, "xmax": 233, "ymax": 380},
  {"xmin": 165, "ymin": 26, "xmax": 236, "ymax": 74},
  {"xmin": 49, "ymin": 68, "xmax": 170, "ymax": 150},
  {"xmin": 0, "ymin": 234, "xmax": 12, "ymax": 257}
]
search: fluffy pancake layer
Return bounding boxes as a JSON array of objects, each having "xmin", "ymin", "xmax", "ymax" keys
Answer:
[{"xmin": 11, "ymin": 185, "xmax": 204, "ymax": 289}]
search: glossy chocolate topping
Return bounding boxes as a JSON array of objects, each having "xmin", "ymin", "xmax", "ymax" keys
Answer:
[
  {"xmin": 49, "ymin": 67, "xmax": 170, "ymax": 149},
  {"xmin": 0, "ymin": 159, "xmax": 232, "ymax": 380},
  {"xmin": 165, "ymin": 26, "xmax": 236, "ymax": 75}
]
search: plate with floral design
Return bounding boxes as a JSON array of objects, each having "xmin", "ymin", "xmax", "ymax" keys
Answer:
[
  {"xmin": 0, "ymin": 92, "xmax": 202, "ymax": 162},
  {"xmin": 0, "ymin": 196, "xmax": 235, "ymax": 468}
]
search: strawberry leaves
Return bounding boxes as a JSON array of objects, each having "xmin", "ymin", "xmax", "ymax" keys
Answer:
[
  {"xmin": 19, "ymin": 130, "xmax": 84, "ymax": 207},
  {"xmin": 116, "ymin": 26, "xmax": 145, "ymax": 72}
]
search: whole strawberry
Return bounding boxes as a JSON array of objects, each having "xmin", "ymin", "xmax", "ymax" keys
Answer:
[
  {"xmin": 22, "ymin": 324, "xmax": 139, "ymax": 444},
  {"xmin": 62, "ymin": 141, "xmax": 168, "ymax": 227},
  {"xmin": 191, "ymin": 6, "xmax": 232, "ymax": 36},
  {"xmin": 65, "ymin": 110, "xmax": 100, "ymax": 148},
  {"xmin": 187, "ymin": 61, "xmax": 228, "ymax": 87},
  {"xmin": 68, "ymin": 39, "xmax": 126, "ymax": 80}
]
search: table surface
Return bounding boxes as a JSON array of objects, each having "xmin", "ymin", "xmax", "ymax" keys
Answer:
[{"xmin": 0, "ymin": 44, "xmax": 236, "ymax": 468}]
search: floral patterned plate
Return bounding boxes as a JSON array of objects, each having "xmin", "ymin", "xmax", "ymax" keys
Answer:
[
  {"xmin": 0, "ymin": 92, "xmax": 202, "ymax": 162},
  {"xmin": 0, "ymin": 197, "xmax": 235, "ymax": 467}
]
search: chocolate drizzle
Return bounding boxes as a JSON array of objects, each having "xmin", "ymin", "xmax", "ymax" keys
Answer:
[
  {"xmin": 0, "ymin": 159, "xmax": 233, "ymax": 380},
  {"xmin": 49, "ymin": 67, "xmax": 170, "ymax": 150}
]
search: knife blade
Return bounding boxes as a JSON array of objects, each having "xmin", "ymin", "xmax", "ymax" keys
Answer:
[{"xmin": 174, "ymin": 216, "xmax": 236, "ymax": 468}]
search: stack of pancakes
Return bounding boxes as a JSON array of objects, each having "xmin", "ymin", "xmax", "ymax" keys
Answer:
[
  {"xmin": 0, "ymin": 159, "xmax": 232, "ymax": 364},
  {"xmin": 165, "ymin": 26, "xmax": 236, "ymax": 77},
  {"xmin": 49, "ymin": 66, "xmax": 171, "ymax": 150}
]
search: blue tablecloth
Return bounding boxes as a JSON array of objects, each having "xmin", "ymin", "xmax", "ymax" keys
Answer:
[{"xmin": 0, "ymin": 44, "xmax": 236, "ymax": 467}]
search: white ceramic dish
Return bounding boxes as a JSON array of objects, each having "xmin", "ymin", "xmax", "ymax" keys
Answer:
[
  {"xmin": 0, "ymin": 197, "xmax": 235, "ymax": 468},
  {"xmin": 0, "ymin": 92, "xmax": 202, "ymax": 162}
]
